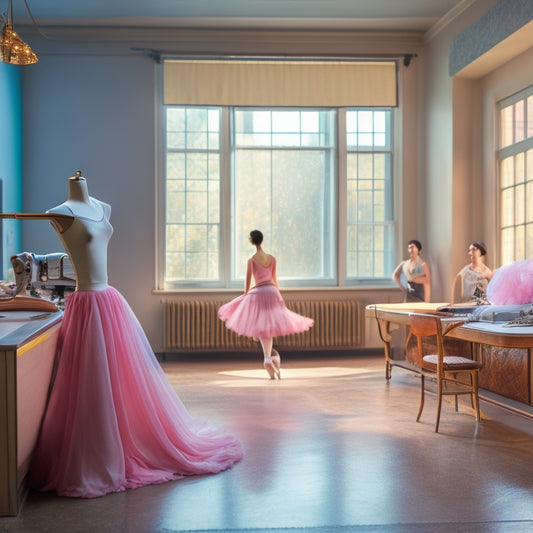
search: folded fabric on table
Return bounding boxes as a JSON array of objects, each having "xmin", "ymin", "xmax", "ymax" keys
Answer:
[{"xmin": 471, "ymin": 304, "xmax": 533, "ymax": 322}]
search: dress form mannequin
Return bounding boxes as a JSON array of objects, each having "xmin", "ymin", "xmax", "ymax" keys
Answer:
[
  {"xmin": 28, "ymin": 173, "xmax": 242, "ymax": 498},
  {"xmin": 46, "ymin": 172, "xmax": 111, "ymax": 291},
  {"xmin": 48, "ymin": 171, "xmax": 104, "ymax": 220}
]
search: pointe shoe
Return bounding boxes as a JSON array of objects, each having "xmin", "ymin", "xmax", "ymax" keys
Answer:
[
  {"xmin": 271, "ymin": 350, "xmax": 281, "ymax": 380},
  {"xmin": 264, "ymin": 360, "xmax": 276, "ymax": 379}
]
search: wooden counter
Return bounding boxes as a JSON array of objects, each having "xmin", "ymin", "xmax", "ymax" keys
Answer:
[
  {"xmin": 0, "ymin": 310, "xmax": 62, "ymax": 516},
  {"xmin": 366, "ymin": 303, "xmax": 533, "ymax": 405}
]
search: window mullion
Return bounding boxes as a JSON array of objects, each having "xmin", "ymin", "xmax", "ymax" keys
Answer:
[
  {"xmin": 337, "ymin": 108, "xmax": 347, "ymax": 286},
  {"xmin": 221, "ymin": 107, "xmax": 232, "ymax": 286}
]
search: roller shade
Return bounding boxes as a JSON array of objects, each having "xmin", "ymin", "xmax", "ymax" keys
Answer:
[{"xmin": 164, "ymin": 59, "xmax": 397, "ymax": 107}]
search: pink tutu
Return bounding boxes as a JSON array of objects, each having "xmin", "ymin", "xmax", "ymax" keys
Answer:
[
  {"xmin": 218, "ymin": 283, "xmax": 314, "ymax": 339},
  {"xmin": 30, "ymin": 286, "xmax": 243, "ymax": 498},
  {"xmin": 487, "ymin": 259, "xmax": 533, "ymax": 305}
]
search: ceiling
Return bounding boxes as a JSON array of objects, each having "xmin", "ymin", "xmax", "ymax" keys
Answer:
[{"xmin": 10, "ymin": 0, "xmax": 468, "ymax": 32}]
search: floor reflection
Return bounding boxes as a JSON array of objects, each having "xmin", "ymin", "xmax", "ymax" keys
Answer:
[{"xmin": 4, "ymin": 355, "xmax": 533, "ymax": 532}]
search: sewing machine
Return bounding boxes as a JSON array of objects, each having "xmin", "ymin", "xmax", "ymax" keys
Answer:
[{"xmin": 8, "ymin": 252, "xmax": 76, "ymax": 309}]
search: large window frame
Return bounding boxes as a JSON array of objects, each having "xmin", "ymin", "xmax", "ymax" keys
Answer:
[
  {"xmin": 497, "ymin": 85, "xmax": 533, "ymax": 265},
  {"xmin": 157, "ymin": 57, "xmax": 400, "ymax": 291},
  {"xmin": 158, "ymin": 104, "xmax": 396, "ymax": 290}
]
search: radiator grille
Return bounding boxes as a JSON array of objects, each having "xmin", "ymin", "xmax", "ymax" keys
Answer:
[{"xmin": 163, "ymin": 299, "xmax": 364, "ymax": 351}]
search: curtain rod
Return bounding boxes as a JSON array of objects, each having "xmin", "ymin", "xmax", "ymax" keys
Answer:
[{"xmin": 131, "ymin": 48, "xmax": 417, "ymax": 67}]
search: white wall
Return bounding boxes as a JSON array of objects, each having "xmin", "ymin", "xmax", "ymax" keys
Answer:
[
  {"xmin": 479, "ymin": 45, "xmax": 533, "ymax": 266},
  {"xmin": 23, "ymin": 18, "xmax": 510, "ymax": 351},
  {"xmin": 26, "ymin": 1, "xmax": 530, "ymax": 351},
  {"xmin": 421, "ymin": 0, "xmax": 533, "ymax": 303},
  {"xmin": 421, "ymin": 0, "xmax": 500, "ymax": 302},
  {"xmin": 22, "ymin": 54, "xmax": 162, "ymax": 348}
]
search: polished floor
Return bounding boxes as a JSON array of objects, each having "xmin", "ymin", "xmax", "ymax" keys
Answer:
[{"xmin": 3, "ymin": 353, "xmax": 533, "ymax": 532}]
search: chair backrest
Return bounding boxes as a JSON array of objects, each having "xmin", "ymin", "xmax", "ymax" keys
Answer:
[
  {"xmin": 409, "ymin": 313, "xmax": 441, "ymax": 336},
  {"xmin": 450, "ymin": 272, "xmax": 464, "ymax": 304},
  {"xmin": 409, "ymin": 313, "xmax": 445, "ymax": 366}
]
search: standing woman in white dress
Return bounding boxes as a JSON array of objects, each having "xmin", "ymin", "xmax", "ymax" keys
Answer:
[{"xmin": 454, "ymin": 242, "xmax": 493, "ymax": 304}]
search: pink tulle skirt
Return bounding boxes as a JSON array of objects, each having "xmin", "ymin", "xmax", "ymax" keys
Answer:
[
  {"xmin": 218, "ymin": 283, "xmax": 314, "ymax": 339},
  {"xmin": 487, "ymin": 259, "xmax": 533, "ymax": 305},
  {"xmin": 30, "ymin": 286, "xmax": 243, "ymax": 498}
]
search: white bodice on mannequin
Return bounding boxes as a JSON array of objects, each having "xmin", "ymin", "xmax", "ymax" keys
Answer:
[{"xmin": 47, "ymin": 175, "xmax": 113, "ymax": 291}]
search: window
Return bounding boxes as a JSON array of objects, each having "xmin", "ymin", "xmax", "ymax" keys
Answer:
[
  {"xmin": 497, "ymin": 86, "xmax": 533, "ymax": 265},
  {"xmin": 232, "ymin": 108, "xmax": 336, "ymax": 283},
  {"xmin": 165, "ymin": 108, "xmax": 221, "ymax": 283},
  {"xmin": 162, "ymin": 106, "xmax": 394, "ymax": 289},
  {"xmin": 346, "ymin": 109, "xmax": 394, "ymax": 279}
]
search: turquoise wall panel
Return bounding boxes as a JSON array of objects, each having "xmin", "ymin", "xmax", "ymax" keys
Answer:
[{"xmin": 0, "ymin": 62, "xmax": 23, "ymax": 280}]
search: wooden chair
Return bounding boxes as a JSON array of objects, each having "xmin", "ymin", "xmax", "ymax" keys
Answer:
[
  {"xmin": 409, "ymin": 313, "xmax": 482, "ymax": 432},
  {"xmin": 450, "ymin": 272, "xmax": 464, "ymax": 304}
]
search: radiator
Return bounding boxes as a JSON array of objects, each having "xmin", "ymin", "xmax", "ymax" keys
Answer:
[{"xmin": 163, "ymin": 299, "xmax": 364, "ymax": 351}]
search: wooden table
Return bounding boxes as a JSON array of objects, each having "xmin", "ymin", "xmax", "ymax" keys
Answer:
[
  {"xmin": 366, "ymin": 303, "xmax": 533, "ymax": 405},
  {"xmin": 0, "ymin": 310, "xmax": 62, "ymax": 516}
]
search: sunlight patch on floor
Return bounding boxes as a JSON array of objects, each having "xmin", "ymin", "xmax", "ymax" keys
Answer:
[{"xmin": 212, "ymin": 366, "xmax": 370, "ymax": 387}]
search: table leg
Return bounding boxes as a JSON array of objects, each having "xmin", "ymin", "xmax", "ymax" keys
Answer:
[{"xmin": 377, "ymin": 318, "xmax": 394, "ymax": 380}]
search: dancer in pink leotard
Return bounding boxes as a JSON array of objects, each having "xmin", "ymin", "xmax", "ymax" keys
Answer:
[
  {"xmin": 29, "ymin": 173, "xmax": 242, "ymax": 498},
  {"xmin": 218, "ymin": 230, "xmax": 314, "ymax": 379}
]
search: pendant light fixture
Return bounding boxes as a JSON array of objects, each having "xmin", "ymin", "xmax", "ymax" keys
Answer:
[{"xmin": 0, "ymin": 0, "xmax": 38, "ymax": 65}]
